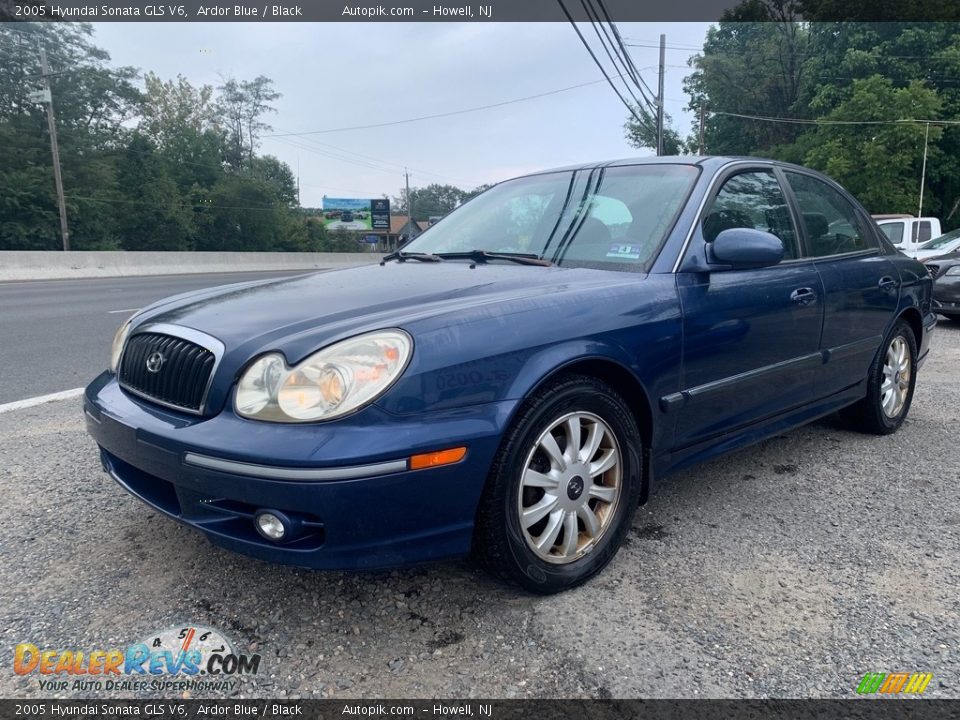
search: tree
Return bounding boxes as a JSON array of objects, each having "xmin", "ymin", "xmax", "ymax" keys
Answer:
[
  {"xmin": 248, "ymin": 155, "xmax": 298, "ymax": 207},
  {"xmin": 113, "ymin": 133, "xmax": 193, "ymax": 250},
  {"xmin": 139, "ymin": 73, "xmax": 224, "ymax": 191},
  {"xmin": 0, "ymin": 22, "xmax": 141, "ymax": 250},
  {"xmin": 682, "ymin": 6, "xmax": 809, "ymax": 156},
  {"xmin": 395, "ymin": 183, "xmax": 466, "ymax": 220},
  {"xmin": 624, "ymin": 105, "xmax": 685, "ymax": 155},
  {"xmin": 678, "ymin": 9, "xmax": 960, "ymax": 227},
  {"xmin": 804, "ymin": 77, "xmax": 943, "ymax": 214},
  {"xmin": 216, "ymin": 75, "xmax": 280, "ymax": 170}
]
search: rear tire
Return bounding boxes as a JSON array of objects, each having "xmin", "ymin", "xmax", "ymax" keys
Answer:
[
  {"xmin": 838, "ymin": 319, "xmax": 917, "ymax": 435},
  {"xmin": 473, "ymin": 374, "xmax": 642, "ymax": 594}
]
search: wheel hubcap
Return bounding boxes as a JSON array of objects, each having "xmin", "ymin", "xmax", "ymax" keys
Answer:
[
  {"xmin": 881, "ymin": 335, "xmax": 911, "ymax": 418},
  {"xmin": 517, "ymin": 412, "xmax": 622, "ymax": 564}
]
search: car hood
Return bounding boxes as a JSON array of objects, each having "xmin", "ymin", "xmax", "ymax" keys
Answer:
[
  {"xmin": 135, "ymin": 261, "xmax": 640, "ymax": 362},
  {"xmin": 927, "ymin": 251, "xmax": 960, "ymax": 263}
]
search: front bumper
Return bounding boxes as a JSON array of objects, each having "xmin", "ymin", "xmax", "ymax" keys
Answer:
[
  {"xmin": 933, "ymin": 274, "xmax": 960, "ymax": 315},
  {"xmin": 84, "ymin": 372, "xmax": 514, "ymax": 570}
]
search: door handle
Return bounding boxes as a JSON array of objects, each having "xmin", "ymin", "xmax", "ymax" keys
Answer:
[
  {"xmin": 790, "ymin": 287, "xmax": 817, "ymax": 305},
  {"xmin": 878, "ymin": 276, "xmax": 899, "ymax": 292}
]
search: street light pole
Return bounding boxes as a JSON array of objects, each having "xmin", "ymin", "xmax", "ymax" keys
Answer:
[{"xmin": 918, "ymin": 122, "xmax": 930, "ymax": 218}]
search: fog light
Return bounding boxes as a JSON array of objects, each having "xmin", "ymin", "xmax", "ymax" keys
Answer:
[{"xmin": 254, "ymin": 511, "xmax": 287, "ymax": 541}]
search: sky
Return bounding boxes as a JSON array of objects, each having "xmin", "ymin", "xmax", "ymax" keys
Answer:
[{"xmin": 92, "ymin": 22, "xmax": 712, "ymax": 208}]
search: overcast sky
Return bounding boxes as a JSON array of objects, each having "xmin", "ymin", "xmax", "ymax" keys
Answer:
[{"xmin": 92, "ymin": 22, "xmax": 712, "ymax": 208}]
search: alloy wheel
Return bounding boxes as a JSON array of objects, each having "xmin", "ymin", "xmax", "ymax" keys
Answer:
[
  {"xmin": 517, "ymin": 411, "xmax": 622, "ymax": 564},
  {"xmin": 881, "ymin": 335, "xmax": 911, "ymax": 418}
]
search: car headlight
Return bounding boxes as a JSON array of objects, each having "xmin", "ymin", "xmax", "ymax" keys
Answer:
[
  {"xmin": 235, "ymin": 329, "xmax": 412, "ymax": 422},
  {"xmin": 109, "ymin": 316, "xmax": 135, "ymax": 373},
  {"xmin": 946, "ymin": 266, "xmax": 960, "ymax": 276}
]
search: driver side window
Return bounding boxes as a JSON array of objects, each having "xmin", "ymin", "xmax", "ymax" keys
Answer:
[
  {"xmin": 784, "ymin": 172, "xmax": 874, "ymax": 257},
  {"xmin": 703, "ymin": 171, "xmax": 799, "ymax": 260}
]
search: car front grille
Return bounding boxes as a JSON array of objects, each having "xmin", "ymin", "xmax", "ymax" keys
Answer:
[
  {"xmin": 926, "ymin": 264, "xmax": 940, "ymax": 279},
  {"xmin": 118, "ymin": 332, "xmax": 216, "ymax": 413}
]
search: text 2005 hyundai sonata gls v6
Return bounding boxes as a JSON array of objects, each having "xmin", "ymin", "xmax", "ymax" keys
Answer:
[{"xmin": 85, "ymin": 157, "xmax": 936, "ymax": 593}]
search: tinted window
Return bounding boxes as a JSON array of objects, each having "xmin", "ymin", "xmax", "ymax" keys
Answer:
[
  {"xmin": 916, "ymin": 221, "xmax": 932, "ymax": 242},
  {"xmin": 405, "ymin": 165, "xmax": 699, "ymax": 272},
  {"xmin": 557, "ymin": 165, "xmax": 697, "ymax": 268},
  {"xmin": 879, "ymin": 222, "xmax": 904, "ymax": 245},
  {"xmin": 702, "ymin": 171, "xmax": 798, "ymax": 259},
  {"xmin": 785, "ymin": 172, "xmax": 875, "ymax": 256}
]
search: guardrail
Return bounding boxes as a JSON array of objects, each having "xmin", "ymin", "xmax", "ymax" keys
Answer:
[{"xmin": 0, "ymin": 251, "xmax": 382, "ymax": 281}]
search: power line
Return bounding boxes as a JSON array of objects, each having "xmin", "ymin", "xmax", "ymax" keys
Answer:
[
  {"xmin": 65, "ymin": 193, "xmax": 291, "ymax": 213},
  {"xmin": 577, "ymin": 0, "xmax": 655, "ymax": 120},
  {"xmin": 711, "ymin": 110, "xmax": 960, "ymax": 126},
  {"xmin": 555, "ymin": 0, "xmax": 646, "ymax": 128},
  {"xmin": 261, "ymin": 77, "xmax": 610, "ymax": 139},
  {"xmin": 265, "ymin": 131, "xmax": 483, "ymax": 188},
  {"xmin": 595, "ymin": 3, "xmax": 659, "ymax": 101}
]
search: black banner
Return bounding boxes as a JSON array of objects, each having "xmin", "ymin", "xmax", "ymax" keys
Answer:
[
  {"xmin": 1, "ymin": 0, "xmax": 959, "ymax": 22},
  {"xmin": 371, "ymin": 199, "xmax": 391, "ymax": 231},
  {"xmin": 1, "ymin": 700, "xmax": 960, "ymax": 720}
]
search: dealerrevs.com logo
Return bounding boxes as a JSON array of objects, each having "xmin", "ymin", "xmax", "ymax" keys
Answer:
[{"xmin": 13, "ymin": 625, "xmax": 261, "ymax": 694}]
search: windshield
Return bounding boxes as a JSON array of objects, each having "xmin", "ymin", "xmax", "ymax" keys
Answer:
[
  {"xmin": 878, "ymin": 222, "xmax": 904, "ymax": 245},
  {"xmin": 919, "ymin": 228, "xmax": 960, "ymax": 250},
  {"xmin": 402, "ymin": 164, "xmax": 699, "ymax": 271}
]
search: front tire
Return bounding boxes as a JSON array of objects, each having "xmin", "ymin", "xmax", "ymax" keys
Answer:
[
  {"xmin": 473, "ymin": 374, "xmax": 642, "ymax": 593},
  {"xmin": 840, "ymin": 319, "xmax": 918, "ymax": 435}
]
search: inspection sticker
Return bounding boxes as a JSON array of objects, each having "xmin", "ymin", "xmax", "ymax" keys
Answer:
[{"xmin": 606, "ymin": 243, "xmax": 643, "ymax": 259}]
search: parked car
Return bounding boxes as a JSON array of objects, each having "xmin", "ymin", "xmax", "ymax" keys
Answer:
[
  {"xmin": 874, "ymin": 215, "xmax": 942, "ymax": 254},
  {"xmin": 340, "ymin": 211, "xmax": 354, "ymax": 223},
  {"xmin": 85, "ymin": 157, "xmax": 936, "ymax": 593},
  {"xmin": 924, "ymin": 251, "xmax": 960, "ymax": 320},
  {"xmin": 907, "ymin": 228, "xmax": 960, "ymax": 261}
]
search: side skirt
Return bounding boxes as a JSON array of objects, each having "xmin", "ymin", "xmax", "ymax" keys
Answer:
[{"xmin": 649, "ymin": 381, "xmax": 866, "ymax": 488}]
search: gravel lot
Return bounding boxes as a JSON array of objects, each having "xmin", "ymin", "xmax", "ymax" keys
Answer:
[{"xmin": 1, "ymin": 320, "xmax": 958, "ymax": 700}]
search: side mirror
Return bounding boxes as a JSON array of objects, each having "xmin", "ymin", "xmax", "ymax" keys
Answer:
[{"xmin": 707, "ymin": 228, "xmax": 784, "ymax": 269}]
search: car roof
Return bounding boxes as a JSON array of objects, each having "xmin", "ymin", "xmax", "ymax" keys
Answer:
[{"xmin": 522, "ymin": 155, "xmax": 821, "ymax": 178}]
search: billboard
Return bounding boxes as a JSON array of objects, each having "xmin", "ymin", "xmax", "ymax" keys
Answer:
[
  {"xmin": 371, "ymin": 198, "xmax": 391, "ymax": 230},
  {"xmin": 321, "ymin": 197, "xmax": 390, "ymax": 231}
]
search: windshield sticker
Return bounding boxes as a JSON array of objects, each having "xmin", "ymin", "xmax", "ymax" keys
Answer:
[{"xmin": 606, "ymin": 243, "xmax": 642, "ymax": 260}]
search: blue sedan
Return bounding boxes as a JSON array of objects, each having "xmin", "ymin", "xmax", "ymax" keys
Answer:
[{"xmin": 85, "ymin": 157, "xmax": 936, "ymax": 593}]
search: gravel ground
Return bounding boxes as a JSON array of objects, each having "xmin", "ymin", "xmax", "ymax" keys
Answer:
[{"xmin": 1, "ymin": 320, "xmax": 957, "ymax": 700}]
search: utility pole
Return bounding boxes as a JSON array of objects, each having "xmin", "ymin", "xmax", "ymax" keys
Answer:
[
  {"xmin": 656, "ymin": 33, "xmax": 666, "ymax": 156},
  {"xmin": 918, "ymin": 122, "xmax": 930, "ymax": 218},
  {"xmin": 404, "ymin": 168, "xmax": 414, "ymax": 245},
  {"xmin": 39, "ymin": 46, "xmax": 70, "ymax": 251},
  {"xmin": 698, "ymin": 103, "xmax": 706, "ymax": 155}
]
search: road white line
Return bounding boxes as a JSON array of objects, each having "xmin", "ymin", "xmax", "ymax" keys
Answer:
[
  {"xmin": 0, "ymin": 388, "xmax": 85, "ymax": 415},
  {"xmin": 108, "ymin": 308, "xmax": 140, "ymax": 314}
]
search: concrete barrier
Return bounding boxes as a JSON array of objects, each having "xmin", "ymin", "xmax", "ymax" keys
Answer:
[{"xmin": 0, "ymin": 251, "xmax": 382, "ymax": 281}]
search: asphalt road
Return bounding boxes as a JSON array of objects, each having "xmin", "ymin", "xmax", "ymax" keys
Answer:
[
  {"xmin": 0, "ymin": 271, "xmax": 310, "ymax": 406},
  {"xmin": 0, "ymin": 317, "xmax": 957, "ymax": 700}
]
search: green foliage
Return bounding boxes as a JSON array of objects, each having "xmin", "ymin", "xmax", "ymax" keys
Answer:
[
  {"xmin": 395, "ymin": 183, "xmax": 470, "ymax": 221},
  {"xmin": 804, "ymin": 77, "xmax": 942, "ymax": 214},
  {"xmin": 672, "ymin": 10, "xmax": 960, "ymax": 228},
  {"xmin": 624, "ymin": 105, "xmax": 686, "ymax": 155},
  {"xmin": 0, "ymin": 23, "xmax": 326, "ymax": 252}
]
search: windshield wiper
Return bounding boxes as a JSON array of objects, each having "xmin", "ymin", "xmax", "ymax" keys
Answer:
[
  {"xmin": 380, "ymin": 250, "xmax": 443, "ymax": 264},
  {"xmin": 435, "ymin": 250, "xmax": 553, "ymax": 267}
]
